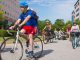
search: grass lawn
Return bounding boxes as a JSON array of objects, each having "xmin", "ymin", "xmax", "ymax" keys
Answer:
[
  {"xmin": 0, "ymin": 36, "xmax": 43, "ymax": 44},
  {"xmin": 0, "ymin": 37, "xmax": 4, "ymax": 43}
]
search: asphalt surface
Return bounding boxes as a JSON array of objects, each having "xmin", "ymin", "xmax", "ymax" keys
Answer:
[
  {"xmin": 0, "ymin": 39, "xmax": 80, "ymax": 60},
  {"xmin": 38, "ymin": 40, "xmax": 80, "ymax": 60}
]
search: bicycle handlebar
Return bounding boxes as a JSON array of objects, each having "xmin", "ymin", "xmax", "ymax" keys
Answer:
[
  {"xmin": 6, "ymin": 25, "xmax": 21, "ymax": 35},
  {"xmin": 15, "ymin": 25, "xmax": 21, "ymax": 30},
  {"xmin": 6, "ymin": 30, "xmax": 13, "ymax": 35}
]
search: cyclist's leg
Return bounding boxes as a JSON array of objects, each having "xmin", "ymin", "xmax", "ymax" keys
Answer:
[
  {"xmin": 26, "ymin": 26, "xmax": 37, "ymax": 57},
  {"xmin": 28, "ymin": 34, "xmax": 33, "ymax": 52},
  {"xmin": 28, "ymin": 27, "xmax": 37, "ymax": 53},
  {"xmin": 20, "ymin": 29, "xmax": 26, "ymax": 34},
  {"xmin": 20, "ymin": 29, "xmax": 30, "ymax": 49}
]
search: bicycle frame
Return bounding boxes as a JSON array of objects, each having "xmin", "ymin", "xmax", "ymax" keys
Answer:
[{"xmin": 12, "ymin": 27, "xmax": 20, "ymax": 52}]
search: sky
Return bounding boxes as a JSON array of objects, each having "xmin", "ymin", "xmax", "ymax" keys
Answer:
[{"xmin": 20, "ymin": 0, "xmax": 77, "ymax": 23}]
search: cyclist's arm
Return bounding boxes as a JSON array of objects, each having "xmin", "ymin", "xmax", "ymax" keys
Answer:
[
  {"xmin": 43, "ymin": 26, "xmax": 46, "ymax": 31},
  {"xmin": 66, "ymin": 28, "xmax": 68, "ymax": 32},
  {"xmin": 19, "ymin": 10, "xmax": 33, "ymax": 27},
  {"xmin": 13, "ymin": 19, "xmax": 21, "ymax": 27},
  {"xmin": 71, "ymin": 26, "xmax": 73, "ymax": 32},
  {"xmin": 19, "ymin": 15, "xmax": 31, "ymax": 26},
  {"xmin": 77, "ymin": 25, "xmax": 79, "ymax": 30},
  {"xmin": 49, "ymin": 24, "xmax": 52, "ymax": 30}
]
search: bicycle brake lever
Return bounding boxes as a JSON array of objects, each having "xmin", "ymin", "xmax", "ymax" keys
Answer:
[{"xmin": 6, "ymin": 30, "xmax": 13, "ymax": 35}]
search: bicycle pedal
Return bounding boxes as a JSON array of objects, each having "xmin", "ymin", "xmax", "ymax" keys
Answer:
[
  {"xmin": 10, "ymin": 49, "xmax": 14, "ymax": 53},
  {"xmin": 13, "ymin": 41, "xmax": 15, "ymax": 43}
]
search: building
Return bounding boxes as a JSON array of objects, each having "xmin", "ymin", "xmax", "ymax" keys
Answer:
[
  {"xmin": 72, "ymin": 10, "xmax": 75, "ymax": 23},
  {"xmin": 72, "ymin": 0, "xmax": 80, "ymax": 21},
  {"xmin": 0, "ymin": 0, "xmax": 21, "ymax": 23}
]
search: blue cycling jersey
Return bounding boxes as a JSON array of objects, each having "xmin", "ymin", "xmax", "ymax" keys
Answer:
[{"xmin": 18, "ymin": 10, "xmax": 37, "ymax": 27}]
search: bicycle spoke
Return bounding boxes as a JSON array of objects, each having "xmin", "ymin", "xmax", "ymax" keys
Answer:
[
  {"xmin": 0, "ymin": 38, "xmax": 23, "ymax": 60},
  {"xmin": 33, "ymin": 37, "xmax": 43, "ymax": 58}
]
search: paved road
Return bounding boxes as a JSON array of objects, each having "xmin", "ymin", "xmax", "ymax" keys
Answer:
[
  {"xmin": 0, "ymin": 40, "xmax": 80, "ymax": 60},
  {"xmin": 38, "ymin": 40, "xmax": 80, "ymax": 60}
]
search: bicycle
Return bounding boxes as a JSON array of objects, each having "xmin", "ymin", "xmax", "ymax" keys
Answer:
[
  {"xmin": 43, "ymin": 30, "xmax": 55, "ymax": 44},
  {"xmin": 70, "ymin": 32, "xmax": 80, "ymax": 49},
  {"xmin": 0, "ymin": 25, "xmax": 43, "ymax": 60}
]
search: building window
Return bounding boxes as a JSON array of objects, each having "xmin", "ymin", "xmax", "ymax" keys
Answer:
[
  {"xmin": 76, "ymin": 13, "xmax": 79, "ymax": 17},
  {"xmin": 75, "ymin": 6, "xmax": 76, "ymax": 9},
  {"xmin": 78, "ymin": 2, "xmax": 79, "ymax": 5},
  {"xmin": 76, "ymin": 8, "xmax": 79, "ymax": 12},
  {"xmin": 73, "ymin": 16, "xmax": 75, "ymax": 18}
]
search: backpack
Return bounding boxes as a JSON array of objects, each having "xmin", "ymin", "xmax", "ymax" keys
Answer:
[
  {"xmin": 32, "ymin": 10, "xmax": 39, "ymax": 21},
  {"xmin": 28, "ymin": 9, "xmax": 39, "ymax": 21}
]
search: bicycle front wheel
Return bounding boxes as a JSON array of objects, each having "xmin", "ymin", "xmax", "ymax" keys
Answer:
[
  {"xmin": 0, "ymin": 37, "xmax": 23, "ymax": 60},
  {"xmin": 33, "ymin": 36, "xmax": 43, "ymax": 58},
  {"xmin": 0, "ymin": 37, "xmax": 6, "ymax": 51}
]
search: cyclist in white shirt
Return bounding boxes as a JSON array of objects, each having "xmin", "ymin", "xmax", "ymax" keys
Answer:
[{"xmin": 71, "ymin": 22, "xmax": 79, "ymax": 32}]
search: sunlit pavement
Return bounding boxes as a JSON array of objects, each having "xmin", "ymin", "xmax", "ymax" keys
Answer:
[
  {"xmin": 0, "ymin": 40, "xmax": 80, "ymax": 60},
  {"xmin": 38, "ymin": 40, "xmax": 80, "ymax": 60}
]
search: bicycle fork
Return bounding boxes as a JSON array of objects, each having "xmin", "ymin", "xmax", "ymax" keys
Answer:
[{"xmin": 12, "ymin": 31, "xmax": 19, "ymax": 52}]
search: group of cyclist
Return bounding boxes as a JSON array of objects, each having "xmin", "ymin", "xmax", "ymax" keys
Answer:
[
  {"xmin": 67, "ymin": 22, "xmax": 80, "ymax": 40},
  {"xmin": 42, "ymin": 20, "xmax": 80, "ymax": 41}
]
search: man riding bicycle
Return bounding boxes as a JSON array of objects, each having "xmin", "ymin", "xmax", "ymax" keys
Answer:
[
  {"xmin": 9, "ymin": 1, "xmax": 38, "ymax": 57},
  {"xmin": 43, "ymin": 20, "xmax": 52, "ymax": 34},
  {"xmin": 70, "ymin": 22, "xmax": 80, "ymax": 48},
  {"xmin": 42, "ymin": 20, "xmax": 54, "ymax": 43}
]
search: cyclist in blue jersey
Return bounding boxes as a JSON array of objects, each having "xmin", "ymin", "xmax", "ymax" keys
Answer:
[{"xmin": 9, "ymin": 1, "xmax": 38, "ymax": 57}]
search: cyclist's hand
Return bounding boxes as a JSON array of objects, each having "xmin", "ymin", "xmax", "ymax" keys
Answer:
[
  {"xmin": 9, "ymin": 26, "xmax": 15, "ymax": 30},
  {"xmin": 19, "ymin": 24, "xmax": 22, "ymax": 28}
]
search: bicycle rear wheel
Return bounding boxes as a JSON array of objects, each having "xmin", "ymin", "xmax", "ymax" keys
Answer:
[
  {"xmin": 33, "ymin": 36, "xmax": 43, "ymax": 58},
  {"xmin": 0, "ymin": 37, "xmax": 23, "ymax": 60}
]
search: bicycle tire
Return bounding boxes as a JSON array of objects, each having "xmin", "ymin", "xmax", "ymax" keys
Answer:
[
  {"xmin": 72, "ymin": 37, "xmax": 77, "ymax": 49},
  {"xmin": 0, "ymin": 37, "xmax": 23, "ymax": 60},
  {"xmin": 33, "ymin": 36, "xmax": 43, "ymax": 58},
  {"xmin": 0, "ymin": 37, "xmax": 6, "ymax": 51}
]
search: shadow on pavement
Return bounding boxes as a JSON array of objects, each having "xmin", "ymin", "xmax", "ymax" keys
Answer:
[
  {"xmin": 1, "ymin": 48, "xmax": 12, "ymax": 52},
  {"xmin": 35, "ymin": 49, "xmax": 54, "ymax": 60},
  {"xmin": 52, "ymin": 41, "xmax": 58, "ymax": 43}
]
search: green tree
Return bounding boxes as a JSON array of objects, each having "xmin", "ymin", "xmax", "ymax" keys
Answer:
[
  {"xmin": 0, "ymin": 5, "xmax": 4, "ymax": 21},
  {"xmin": 75, "ymin": 19, "xmax": 80, "ymax": 25},
  {"xmin": 38, "ymin": 20, "xmax": 45, "ymax": 31},
  {"xmin": 54, "ymin": 19, "xmax": 64, "ymax": 30},
  {"xmin": 38, "ymin": 19, "xmax": 51, "ymax": 31},
  {"xmin": 0, "ymin": 11, "xmax": 4, "ymax": 21},
  {"xmin": 63, "ymin": 20, "xmax": 72, "ymax": 31},
  {"xmin": 0, "ymin": 5, "xmax": 5, "ymax": 28},
  {"xmin": 65, "ymin": 20, "xmax": 72, "ymax": 26}
]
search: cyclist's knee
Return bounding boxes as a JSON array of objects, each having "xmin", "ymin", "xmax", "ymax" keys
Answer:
[
  {"xmin": 28, "ymin": 34, "xmax": 33, "ymax": 39},
  {"xmin": 20, "ymin": 29, "xmax": 26, "ymax": 34}
]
